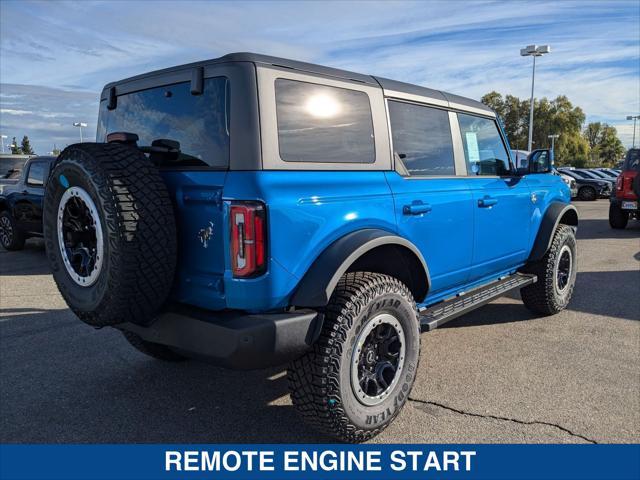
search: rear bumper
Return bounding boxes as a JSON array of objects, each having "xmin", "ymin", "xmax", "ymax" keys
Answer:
[
  {"xmin": 118, "ymin": 305, "xmax": 321, "ymax": 369},
  {"xmin": 610, "ymin": 197, "xmax": 640, "ymax": 214}
]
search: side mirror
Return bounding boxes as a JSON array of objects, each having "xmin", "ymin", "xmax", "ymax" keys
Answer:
[{"xmin": 527, "ymin": 149, "xmax": 553, "ymax": 174}]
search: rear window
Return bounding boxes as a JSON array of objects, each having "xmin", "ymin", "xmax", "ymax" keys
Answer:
[
  {"xmin": 98, "ymin": 77, "xmax": 229, "ymax": 168},
  {"xmin": 624, "ymin": 149, "xmax": 639, "ymax": 171},
  {"xmin": 275, "ymin": 79, "xmax": 375, "ymax": 163}
]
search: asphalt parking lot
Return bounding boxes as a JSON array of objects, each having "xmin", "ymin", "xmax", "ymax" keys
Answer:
[{"xmin": 1, "ymin": 200, "xmax": 638, "ymax": 444}]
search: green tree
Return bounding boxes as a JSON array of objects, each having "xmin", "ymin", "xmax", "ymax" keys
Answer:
[
  {"xmin": 20, "ymin": 135, "xmax": 34, "ymax": 155},
  {"xmin": 10, "ymin": 136, "xmax": 22, "ymax": 154},
  {"xmin": 583, "ymin": 122, "xmax": 625, "ymax": 166},
  {"xmin": 583, "ymin": 122, "xmax": 602, "ymax": 151},
  {"xmin": 481, "ymin": 92, "xmax": 528, "ymax": 149},
  {"xmin": 481, "ymin": 92, "xmax": 587, "ymax": 165}
]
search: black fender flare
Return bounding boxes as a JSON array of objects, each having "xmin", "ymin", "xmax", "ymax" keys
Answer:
[
  {"xmin": 528, "ymin": 202, "xmax": 578, "ymax": 261},
  {"xmin": 290, "ymin": 229, "xmax": 430, "ymax": 308}
]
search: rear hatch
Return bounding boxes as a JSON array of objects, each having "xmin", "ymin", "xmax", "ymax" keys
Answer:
[
  {"xmin": 617, "ymin": 149, "xmax": 639, "ymax": 200},
  {"xmin": 162, "ymin": 171, "xmax": 228, "ymax": 310},
  {"xmin": 96, "ymin": 75, "xmax": 231, "ymax": 310}
]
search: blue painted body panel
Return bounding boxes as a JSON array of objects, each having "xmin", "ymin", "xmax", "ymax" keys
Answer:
[
  {"xmin": 162, "ymin": 168, "xmax": 569, "ymax": 313},
  {"xmin": 384, "ymin": 173, "xmax": 474, "ymax": 294},
  {"xmin": 464, "ymin": 176, "xmax": 532, "ymax": 281}
]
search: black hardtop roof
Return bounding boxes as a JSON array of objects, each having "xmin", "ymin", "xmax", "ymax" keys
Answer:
[{"xmin": 102, "ymin": 52, "xmax": 491, "ymax": 113}]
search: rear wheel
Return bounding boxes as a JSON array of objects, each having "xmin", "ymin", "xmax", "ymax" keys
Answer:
[
  {"xmin": 0, "ymin": 210, "xmax": 25, "ymax": 251},
  {"xmin": 521, "ymin": 224, "xmax": 577, "ymax": 315},
  {"xmin": 288, "ymin": 272, "xmax": 420, "ymax": 443},
  {"xmin": 578, "ymin": 186, "xmax": 596, "ymax": 201},
  {"xmin": 609, "ymin": 204, "xmax": 629, "ymax": 229},
  {"xmin": 43, "ymin": 143, "xmax": 177, "ymax": 328}
]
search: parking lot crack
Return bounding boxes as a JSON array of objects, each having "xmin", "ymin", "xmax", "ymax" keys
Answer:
[{"xmin": 408, "ymin": 397, "xmax": 598, "ymax": 444}]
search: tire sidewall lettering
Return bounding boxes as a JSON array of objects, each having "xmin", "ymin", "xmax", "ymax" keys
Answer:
[{"xmin": 338, "ymin": 286, "xmax": 420, "ymax": 430}]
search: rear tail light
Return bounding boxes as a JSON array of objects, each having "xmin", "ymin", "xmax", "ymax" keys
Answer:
[
  {"xmin": 618, "ymin": 172, "xmax": 638, "ymax": 200},
  {"xmin": 230, "ymin": 202, "xmax": 267, "ymax": 278}
]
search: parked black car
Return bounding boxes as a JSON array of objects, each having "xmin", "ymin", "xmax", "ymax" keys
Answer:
[
  {"xmin": 594, "ymin": 168, "xmax": 619, "ymax": 179},
  {"xmin": 0, "ymin": 156, "xmax": 54, "ymax": 250},
  {"xmin": 557, "ymin": 167, "xmax": 612, "ymax": 200},
  {"xmin": 582, "ymin": 168, "xmax": 617, "ymax": 184}
]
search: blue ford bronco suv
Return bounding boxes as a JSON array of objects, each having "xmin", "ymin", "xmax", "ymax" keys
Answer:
[{"xmin": 43, "ymin": 53, "xmax": 577, "ymax": 442}]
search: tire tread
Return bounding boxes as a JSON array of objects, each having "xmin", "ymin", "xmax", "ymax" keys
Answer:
[{"xmin": 288, "ymin": 272, "xmax": 419, "ymax": 443}]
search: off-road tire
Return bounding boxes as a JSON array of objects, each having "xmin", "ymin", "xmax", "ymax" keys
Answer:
[
  {"xmin": 609, "ymin": 204, "xmax": 629, "ymax": 229},
  {"xmin": 520, "ymin": 224, "xmax": 577, "ymax": 315},
  {"xmin": 577, "ymin": 186, "xmax": 596, "ymax": 201},
  {"xmin": 121, "ymin": 331, "xmax": 186, "ymax": 361},
  {"xmin": 287, "ymin": 272, "xmax": 420, "ymax": 443},
  {"xmin": 43, "ymin": 143, "xmax": 177, "ymax": 327},
  {"xmin": 633, "ymin": 174, "xmax": 640, "ymax": 198},
  {"xmin": 0, "ymin": 210, "xmax": 25, "ymax": 251}
]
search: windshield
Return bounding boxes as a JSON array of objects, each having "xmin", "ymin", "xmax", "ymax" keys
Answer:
[
  {"xmin": 588, "ymin": 170, "xmax": 608, "ymax": 179},
  {"xmin": 571, "ymin": 170, "xmax": 592, "ymax": 179}
]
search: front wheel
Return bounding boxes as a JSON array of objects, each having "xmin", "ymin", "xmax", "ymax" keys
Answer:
[
  {"xmin": 609, "ymin": 204, "xmax": 629, "ymax": 229},
  {"xmin": 288, "ymin": 272, "xmax": 420, "ymax": 443},
  {"xmin": 521, "ymin": 224, "xmax": 577, "ymax": 315},
  {"xmin": 578, "ymin": 186, "xmax": 596, "ymax": 201}
]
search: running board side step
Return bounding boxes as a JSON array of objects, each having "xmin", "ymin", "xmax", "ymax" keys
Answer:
[{"xmin": 419, "ymin": 273, "xmax": 537, "ymax": 331}]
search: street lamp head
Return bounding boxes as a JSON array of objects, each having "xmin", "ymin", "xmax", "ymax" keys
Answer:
[
  {"xmin": 521, "ymin": 44, "xmax": 551, "ymax": 57},
  {"xmin": 73, "ymin": 122, "xmax": 88, "ymax": 127}
]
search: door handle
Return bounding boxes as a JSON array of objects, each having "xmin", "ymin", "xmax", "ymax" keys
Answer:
[
  {"xmin": 403, "ymin": 202, "xmax": 432, "ymax": 215},
  {"xmin": 478, "ymin": 196, "xmax": 498, "ymax": 208}
]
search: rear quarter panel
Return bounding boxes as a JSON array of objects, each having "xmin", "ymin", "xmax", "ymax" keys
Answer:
[{"xmin": 222, "ymin": 171, "xmax": 396, "ymax": 311}]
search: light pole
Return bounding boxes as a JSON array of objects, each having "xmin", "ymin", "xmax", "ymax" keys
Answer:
[
  {"xmin": 73, "ymin": 122, "xmax": 87, "ymax": 143},
  {"xmin": 627, "ymin": 115, "xmax": 639, "ymax": 148},
  {"xmin": 548, "ymin": 134, "xmax": 560, "ymax": 154},
  {"xmin": 521, "ymin": 44, "xmax": 551, "ymax": 152},
  {"xmin": 0, "ymin": 135, "xmax": 6, "ymax": 153}
]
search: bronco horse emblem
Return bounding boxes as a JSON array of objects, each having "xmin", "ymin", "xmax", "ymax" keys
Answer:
[{"xmin": 197, "ymin": 222, "xmax": 214, "ymax": 248}]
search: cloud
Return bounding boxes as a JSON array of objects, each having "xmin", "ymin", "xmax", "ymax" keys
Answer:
[
  {"xmin": 1, "ymin": 109, "xmax": 33, "ymax": 116},
  {"xmin": 0, "ymin": 84, "xmax": 98, "ymax": 154}
]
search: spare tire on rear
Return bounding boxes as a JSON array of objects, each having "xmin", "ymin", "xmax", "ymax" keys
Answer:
[{"xmin": 43, "ymin": 143, "xmax": 177, "ymax": 327}]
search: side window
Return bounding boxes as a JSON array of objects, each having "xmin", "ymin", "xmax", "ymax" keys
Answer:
[
  {"xmin": 100, "ymin": 77, "xmax": 230, "ymax": 168},
  {"xmin": 457, "ymin": 113, "xmax": 511, "ymax": 176},
  {"xmin": 27, "ymin": 162, "xmax": 45, "ymax": 186},
  {"xmin": 275, "ymin": 79, "xmax": 375, "ymax": 163},
  {"xmin": 388, "ymin": 101, "xmax": 455, "ymax": 176}
]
